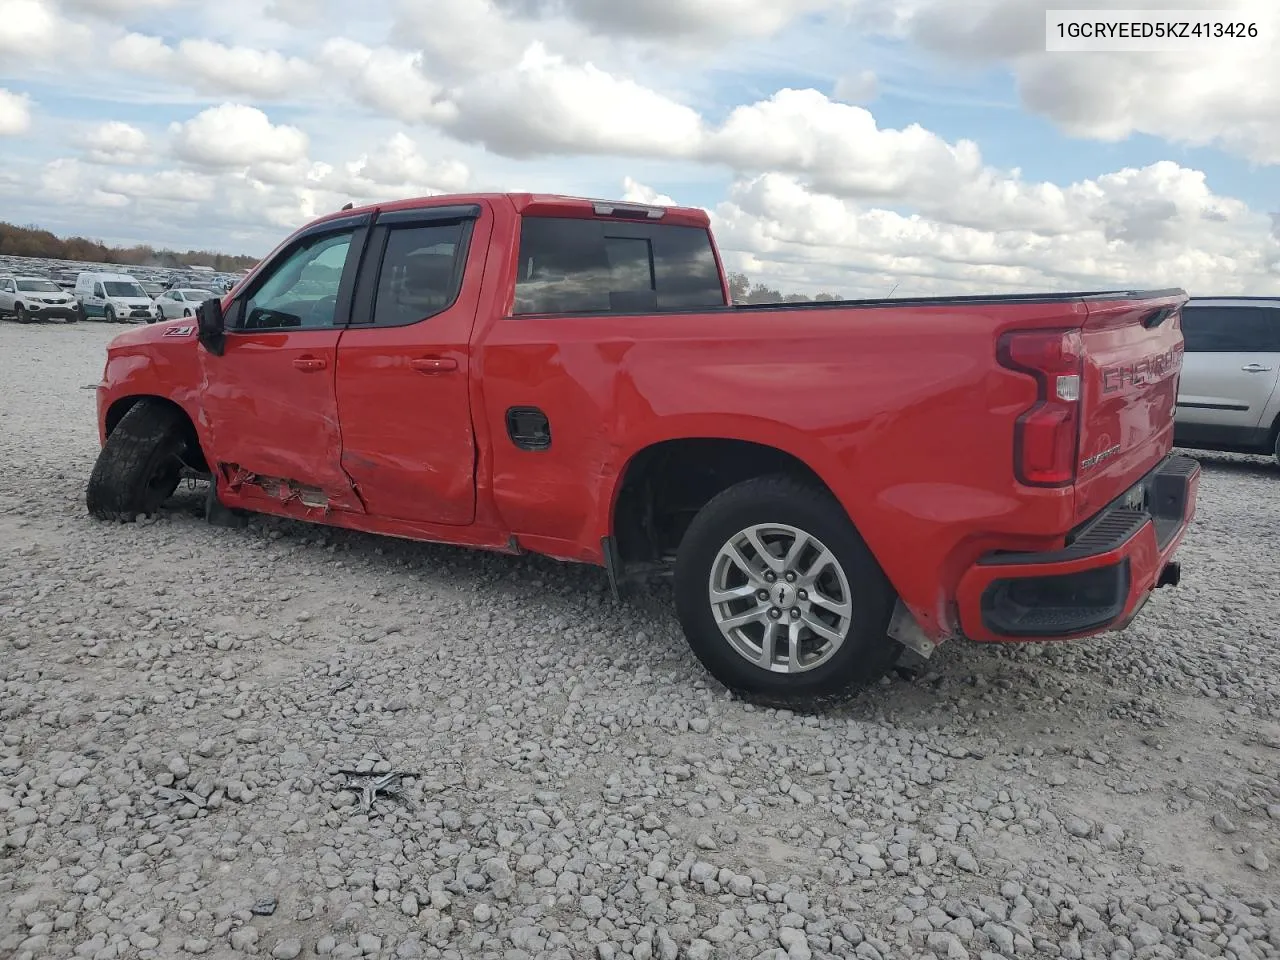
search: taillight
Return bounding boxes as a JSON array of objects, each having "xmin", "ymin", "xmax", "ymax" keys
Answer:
[{"xmin": 997, "ymin": 328, "xmax": 1084, "ymax": 487}]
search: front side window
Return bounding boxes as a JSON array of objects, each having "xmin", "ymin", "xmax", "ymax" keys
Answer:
[
  {"xmin": 369, "ymin": 222, "xmax": 467, "ymax": 326},
  {"xmin": 1181, "ymin": 306, "xmax": 1280, "ymax": 353},
  {"xmin": 93, "ymin": 284, "xmax": 105, "ymax": 297},
  {"xmin": 241, "ymin": 229, "xmax": 354, "ymax": 330},
  {"xmin": 512, "ymin": 216, "xmax": 726, "ymax": 315}
]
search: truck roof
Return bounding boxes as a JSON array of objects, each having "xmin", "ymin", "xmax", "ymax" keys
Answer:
[{"xmin": 315, "ymin": 192, "xmax": 712, "ymax": 230}]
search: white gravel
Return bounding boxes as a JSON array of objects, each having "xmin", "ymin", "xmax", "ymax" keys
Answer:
[{"xmin": 2, "ymin": 321, "xmax": 1279, "ymax": 960}]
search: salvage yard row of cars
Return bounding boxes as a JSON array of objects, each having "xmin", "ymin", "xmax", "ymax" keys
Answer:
[{"xmin": 0, "ymin": 262, "xmax": 239, "ymax": 324}]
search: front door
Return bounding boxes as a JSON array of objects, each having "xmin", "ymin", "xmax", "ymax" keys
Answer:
[
  {"xmin": 333, "ymin": 205, "xmax": 488, "ymax": 525},
  {"xmin": 200, "ymin": 214, "xmax": 370, "ymax": 512}
]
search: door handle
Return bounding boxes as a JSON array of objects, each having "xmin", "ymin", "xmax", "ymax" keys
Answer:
[
  {"xmin": 410, "ymin": 356, "xmax": 458, "ymax": 374},
  {"xmin": 293, "ymin": 356, "xmax": 327, "ymax": 372},
  {"xmin": 1241, "ymin": 363, "xmax": 1274, "ymax": 373}
]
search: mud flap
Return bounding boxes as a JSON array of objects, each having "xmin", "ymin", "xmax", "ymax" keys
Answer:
[{"xmin": 205, "ymin": 475, "xmax": 249, "ymax": 529}]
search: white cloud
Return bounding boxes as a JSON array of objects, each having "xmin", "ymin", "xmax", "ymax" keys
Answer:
[
  {"xmin": 621, "ymin": 177, "xmax": 676, "ymax": 206},
  {"xmin": 39, "ymin": 159, "xmax": 131, "ymax": 209},
  {"xmin": 712, "ymin": 168, "xmax": 1279, "ymax": 299},
  {"xmin": 101, "ymin": 169, "xmax": 216, "ymax": 202},
  {"xmin": 447, "ymin": 42, "xmax": 704, "ymax": 158},
  {"xmin": 0, "ymin": 0, "xmax": 78, "ymax": 56},
  {"xmin": 170, "ymin": 104, "xmax": 309, "ymax": 169},
  {"xmin": 109, "ymin": 33, "xmax": 318, "ymax": 99},
  {"xmin": 548, "ymin": 0, "xmax": 830, "ymax": 40},
  {"xmin": 63, "ymin": 0, "xmax": 179, "ymax": 14},
  {"xmin": 704, "ymin": 89, "xmax": 981, "ymax": 202},
  {"xmin": 318, "ymin": 39, "xmax": 456, "ymax": 125},
  {"xmin": 315, "ymin": 133, "xmax": 469, "ymax": 201},
  {"xmin": 0, "ymin": 88, "xmax": 32, "ymax": 135},
  {"xmin": 78, "ymin": 121, "xmax": 148, "ymax": 163},
  {"xmin": 850, "ymin": 0, "xmax": 1280, "ymax": 165}
]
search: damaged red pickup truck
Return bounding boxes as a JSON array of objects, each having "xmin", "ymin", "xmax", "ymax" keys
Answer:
[{"xmin": 89, "ymin": 192, "xmax": 1199, "ymax": 703}]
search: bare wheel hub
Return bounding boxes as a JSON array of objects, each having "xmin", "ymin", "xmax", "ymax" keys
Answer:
[{"xmin": 708, "ymin": 522, "xmax": 853, "ymax": 674}]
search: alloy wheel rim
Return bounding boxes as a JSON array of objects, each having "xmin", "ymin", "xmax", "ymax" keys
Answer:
[{"xmin": 708, "ymin": 522, "xmax": 853, "ymax": 673}]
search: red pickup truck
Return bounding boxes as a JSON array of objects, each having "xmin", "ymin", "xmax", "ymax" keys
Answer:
[{"xmin": 88, "ymin": 193, "xmax": 1199, "ymax": 704}]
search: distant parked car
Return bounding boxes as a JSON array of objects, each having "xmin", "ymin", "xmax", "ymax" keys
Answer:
[
  {"xmin": 53, "ymin": 270, "xmax": 78, "ymax": 290},
  {"xmin": 74, "ymin": 272, "xmax": 160, "ymax": 323},
  {"xmin": 140, "ymin": 281, "xmax": 166, "ymax": 299},
  {"xmin": 1174, "ymin": 296, "xmax": 1280, "ymax": 465},
  {"xmin": 0, "ymin": 275, "xmax": 80, "ymax": 323},
  {"xmin": 155, "ymin": 287, "xmax": 216, "ymax": 320}
]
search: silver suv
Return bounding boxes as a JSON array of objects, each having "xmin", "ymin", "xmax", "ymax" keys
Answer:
[{"xmin": 1174, "ymin": 296, "xmax": 1280, "ymax": 464}]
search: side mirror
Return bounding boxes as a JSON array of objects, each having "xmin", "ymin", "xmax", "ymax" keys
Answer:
[{"xmin": 196, "ymin": 297, "xmax": 226, "ymax": 356}]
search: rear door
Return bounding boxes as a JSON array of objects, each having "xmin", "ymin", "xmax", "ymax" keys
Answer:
[
  {"xmin": 333, "ymin": 204, "xmax": 489, "ymax": 526},
  {"xmin": 87, "ymin": 282, "xmax": 107, "ymax": 318},
  {"xmin": 1175, "ymin": 301, "xmax": 1280, "ymax": 440}
]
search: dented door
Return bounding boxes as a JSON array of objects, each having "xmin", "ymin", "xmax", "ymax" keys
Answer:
[{"xmin": 200, "ymin": 214, "xmax": 370, "ymax": 512}]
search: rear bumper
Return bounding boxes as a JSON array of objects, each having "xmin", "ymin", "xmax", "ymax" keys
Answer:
[{"xmin": 957, "ymin": 454, "xmax": 1199, "ymax": 642}]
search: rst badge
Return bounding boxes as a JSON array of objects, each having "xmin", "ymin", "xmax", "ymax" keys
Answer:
[{"xmin": 163, "ymin": 325, "xmax": 195, "ymax": 337}]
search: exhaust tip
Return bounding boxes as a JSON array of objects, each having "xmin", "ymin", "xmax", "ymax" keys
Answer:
[{"xmin": 1157, "ymin": 561, "xmax": 1181, "ymax": 589}]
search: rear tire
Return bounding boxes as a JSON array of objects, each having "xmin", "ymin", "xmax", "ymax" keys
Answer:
[
  {"xmin": 86, "ymin": 400, "xmax": 189, "ymax": 522},
  {"xmin": 673, "ymin": 474, "xmax": 902, "ymax": 708}
]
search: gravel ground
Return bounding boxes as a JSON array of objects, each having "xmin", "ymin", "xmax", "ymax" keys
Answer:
[{"xmin": 2, "ymin": 321, "xmax": 1278, "ymax": 960}]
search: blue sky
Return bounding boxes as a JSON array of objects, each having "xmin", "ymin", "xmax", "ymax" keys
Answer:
[{"xmin": 0, "ymin": 0, "xmax": 1276, "ymax": 297}]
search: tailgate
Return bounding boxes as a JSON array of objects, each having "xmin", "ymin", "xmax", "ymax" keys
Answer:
[{"xmin": 1073, "ymin": 291, "xmax": 1188, "ymax": 524}]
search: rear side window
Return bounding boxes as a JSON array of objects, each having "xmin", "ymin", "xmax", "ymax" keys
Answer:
[
  {"xmin": 370, "ymin": 222, "xmax": 467, "ymax": 326},
  {"xmin": 513, "ymin": 216, "xmax": 726, "ymax": 315},
  {"xmin": 1181, "ymin": 305, "xmax": 1280, "ymax": 352}
]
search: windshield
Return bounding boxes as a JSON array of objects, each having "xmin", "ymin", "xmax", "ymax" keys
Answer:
[
  {"xmin": 17, "ymin": 280, "xmax": 60, "ymax": 292},
  {"xmin": 180, "ymin": 289, "xmax": 211, "ymax": 300},
  {"xmin": 103, "ymin": 282, "xmax": 146, "ymax": 298}
]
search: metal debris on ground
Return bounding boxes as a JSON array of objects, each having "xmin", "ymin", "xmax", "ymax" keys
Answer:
[
  {"xmin": 152, "ymin": 786, "xmax": 208, "ymax": 809},
  {"xmin": 336, "ymin": 768, "xmax": 420, "ymax": 815}
]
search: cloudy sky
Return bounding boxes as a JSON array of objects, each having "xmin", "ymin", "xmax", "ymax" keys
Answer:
[{"xmin": 1, "ymin": 0, "xmax": 1277, "ymax": 298}]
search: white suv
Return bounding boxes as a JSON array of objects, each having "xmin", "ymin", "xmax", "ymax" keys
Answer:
[
  {"xmin": 1174, "ymin": 297, "xmax": 1280, "ymax": 464},
  {"xmin": 0, "ymin": 276, "xmax": 80, "ymax": 323}
]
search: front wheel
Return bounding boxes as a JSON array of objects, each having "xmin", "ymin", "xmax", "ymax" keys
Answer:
[
  {"xmin": 673, "ymin": 475, "xmax": 901, "ymax": 707},
  {"xmin": 15, "ymin": 305, "xmax": 29, "ymax": 324},
  {"xmin": 183, "ymin": 308, "xmax": 192, "ymax": 318},
  {"xmin": 104, "ymin": 306, "xmax": 117, "ymax": 324},
  {"xmin": 86, "ymin": 400, "xmax": 189, "ymax": 522}
]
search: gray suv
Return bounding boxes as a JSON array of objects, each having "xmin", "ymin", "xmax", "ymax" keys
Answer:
[{"xmin": 1174, "ymin": 296, "xmax": 1280, "ymax": 464}]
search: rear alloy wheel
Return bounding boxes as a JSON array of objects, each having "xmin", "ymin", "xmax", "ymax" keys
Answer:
[
  {"xmin": 86, "ymin": 399, "xmax": 189, "ymax": 522},
  {"xmin": 674, "ymin": 474, "xmax": 901, "ymax": 707}
]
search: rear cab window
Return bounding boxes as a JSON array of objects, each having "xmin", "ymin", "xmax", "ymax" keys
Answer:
[
  {"xmin": 1180, "ymin": 304, "xmax": 1280, "ymax": 352},
  {"xmin": 513, "ymin": 216, "xmax": 726, "ymax": 315}
]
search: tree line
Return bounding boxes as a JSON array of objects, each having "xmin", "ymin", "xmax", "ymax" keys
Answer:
[
  {"xmin": 727, "ymin": 271, "xmax": 841, "ymax": 304},
  {"xmin": 0, "ymin": 221, "xmax": 257, "ymax": 271}
]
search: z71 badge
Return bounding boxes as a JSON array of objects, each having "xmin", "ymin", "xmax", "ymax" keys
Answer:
[{"xmin": 163, "ymin": 325, "xmax": 195, "ymax": 337}]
